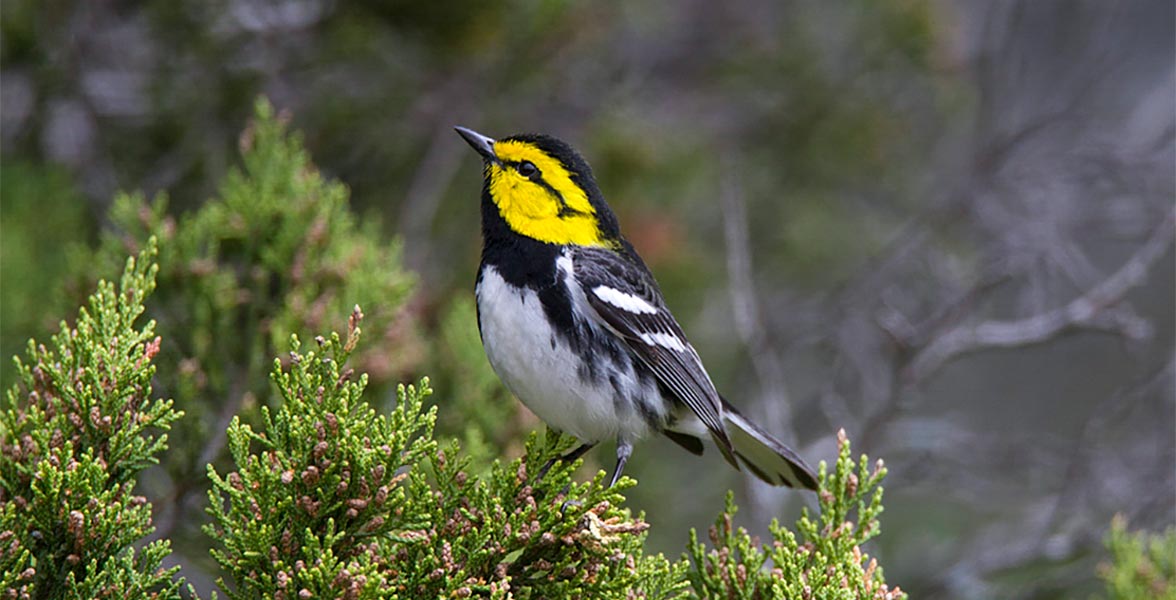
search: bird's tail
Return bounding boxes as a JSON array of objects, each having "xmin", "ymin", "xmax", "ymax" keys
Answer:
[{"xmin": 722, "ymin": 408, "xmax": 819, "ymax": 490}]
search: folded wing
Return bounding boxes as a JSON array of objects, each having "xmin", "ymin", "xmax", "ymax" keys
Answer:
[{"xmin": 571, "ymin": 245, "xmax": 739, "ymax": 468}]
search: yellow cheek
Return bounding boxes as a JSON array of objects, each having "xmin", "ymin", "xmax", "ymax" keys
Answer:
[
  {"xmin": 488, "ymin": 170, "xmax": 605, "ymax": 246},
  {"xmin": 508, "ymin": 179, "xmax": 552, "ymax": 216}
]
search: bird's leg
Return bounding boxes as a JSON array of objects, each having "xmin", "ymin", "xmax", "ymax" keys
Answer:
[
  {"xmin": 608, "ymin": 439, "xmax": 633, "ymax": 487},
  {"xmin": 536, "ymin": 441, "xmax": 596, "ymax": 482}
]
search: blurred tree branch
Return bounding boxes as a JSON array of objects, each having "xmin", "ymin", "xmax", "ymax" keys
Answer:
[{"xmin": 905, "ymin": 208, "xmax": 1173, "ymax": 381}]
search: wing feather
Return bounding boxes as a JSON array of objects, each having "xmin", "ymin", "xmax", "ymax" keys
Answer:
[{"xmin": 570, "ymin": 246, "xmax": 735, "ymax": 458}]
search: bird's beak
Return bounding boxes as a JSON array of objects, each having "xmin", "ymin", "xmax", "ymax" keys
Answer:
[{"xmin": 454, "ymin": 126, "xmax": 499, "ymax": 165}]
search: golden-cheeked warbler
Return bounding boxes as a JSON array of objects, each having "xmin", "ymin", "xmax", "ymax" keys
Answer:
[{"xmin": 456, "ymin": 126, "xmax": 818, "ymax": 491}]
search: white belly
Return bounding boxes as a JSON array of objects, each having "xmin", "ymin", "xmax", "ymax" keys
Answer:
[{"xmin": 476, "ymin": 265, "xmax": 658, "ymax": 443}]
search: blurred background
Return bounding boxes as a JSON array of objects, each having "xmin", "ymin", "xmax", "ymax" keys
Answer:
[{"xmin": 2, "ymin": 0, "xmax": 1173, "ymax": 597}]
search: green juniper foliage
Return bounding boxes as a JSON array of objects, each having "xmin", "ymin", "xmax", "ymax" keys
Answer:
[
  {"xmin": 1099, "ymin": 515, "xmax": 1176, "ymax": 600},
  {"xmin": 687, "ymin": 430, "xmax": 905, "ymax": 600},
  {"xmin": 203, "ymin": 307, "xmax": 684, "ymax": 599},
  {"xmin": 204, "ymin": 306, "xmax": 432, "ymax": 599},
  {"xmin": 0, "ymin": 239, "xmax": 187, "ymax": 599},
  {"xmin": 58, "ymin": 98, "xmax": 416, "ymax": 555},
  {"xmin": 201, "ymin": 304, "xmax": 907, "ymax": 599},
  {"xmin": 80, "ymin": 96, "xmax": 416, "ymax": 412}
]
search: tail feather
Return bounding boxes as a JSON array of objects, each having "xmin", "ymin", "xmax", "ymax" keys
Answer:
[{"xmin": 723, "ymin": 410, "xmax": 819, "ymax": 490}]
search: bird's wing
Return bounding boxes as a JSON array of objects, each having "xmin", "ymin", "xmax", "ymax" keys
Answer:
[{"xmin": 568, "ymin": 246, "xmax": 735, "ymax": 457}]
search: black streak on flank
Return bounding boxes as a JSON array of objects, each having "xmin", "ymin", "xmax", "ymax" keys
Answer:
[
  {"xmin": 576, "ymin": 361, "xmax": 595, "ymax": 385},
  {"xmin": 633, "ymin": 390, "xmax": 660, "ymax": 427}
]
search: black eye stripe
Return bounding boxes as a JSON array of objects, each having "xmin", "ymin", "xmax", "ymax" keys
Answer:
[
  {"xmin": 557, "ymin": 204, "xmax": 589, "ymax": 218},
  {"xmin": 528, "ymin": 172, "xmax": 588, "ymax": 217},
  {"xmin": 506, "ymin": 158, "xmax": 588, "ymax": 217}
]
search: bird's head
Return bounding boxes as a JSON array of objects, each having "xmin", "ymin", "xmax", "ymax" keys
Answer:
[{"xmin": 456, "ymin": 127, "xmax": 620, "ymax": 247}]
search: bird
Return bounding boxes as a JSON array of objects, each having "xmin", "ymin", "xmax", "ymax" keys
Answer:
[{"xmin": 455, "ymin": 126, "xmax": 818, "ymax": 491}]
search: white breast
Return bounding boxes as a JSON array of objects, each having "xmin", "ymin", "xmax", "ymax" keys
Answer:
[{"xmin": 475, "ymin": 264, "xmax": 658, "ymax": 444}]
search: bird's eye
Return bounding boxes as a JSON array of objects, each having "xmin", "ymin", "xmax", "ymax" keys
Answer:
[{"xmin": 517, "ymin": 161, "xmax": 539, "ymax": 179}]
